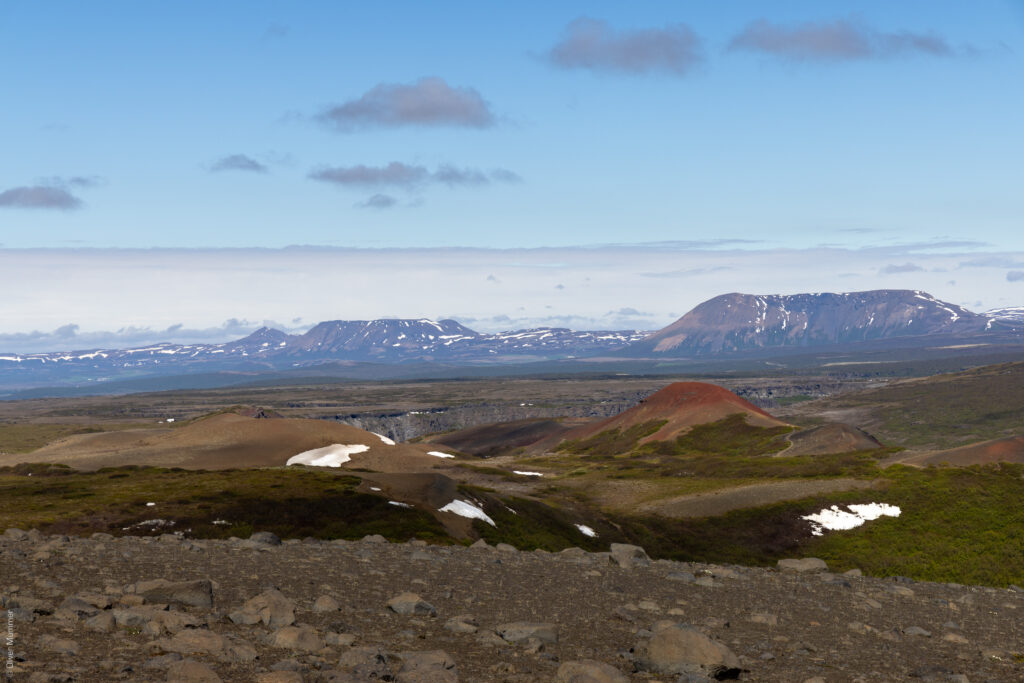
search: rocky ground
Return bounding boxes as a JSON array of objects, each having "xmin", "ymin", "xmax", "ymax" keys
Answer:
[{"xmin": 2, "ymin": 529, "xmax": 1022, "ymax": 682}]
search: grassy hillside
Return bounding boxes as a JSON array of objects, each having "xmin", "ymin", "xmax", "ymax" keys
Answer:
[{"xmin": 3, "ymin": 461, "xmax": 1021, "ymax": 587}]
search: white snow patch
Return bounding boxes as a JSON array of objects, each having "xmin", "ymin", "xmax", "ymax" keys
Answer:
[
  {"xmin": 287, "ymin": 443, "xmax": 370, "ymax": 467},
  {"xmin": 427, "ymin": 451, "xmax": 456, "ymax": 459},
  {"xmin": 575, "ymin": 524, "xmax": 597, "ymax": 538},
  {"xmin": 145, "ymin": 502, "xmax": 156, "ymax": 507},
  {"xmin": 439, "ymin": 499, "xmax": 496, "ymax": 526},
  {"xmin": 373, "ymin": 432, "xmax": 396, "ymax": 446},
  {"xmin": 370, "ymin": 486, "xmax": 382, "ymax": 492},
  {"xmin": 802, "ymin": 502, "xmax": 901, "ymax": 536},
  {"xmin": 212, "ymin": 519, "xmax": 230, "ymax": 526},
  {"xmin": 166, "ymin": 418, "xmax": 175, "ymax": 423},
  {"xmin": 388, "ymin": 501, "xmax": 412, "ymax": 508},
  {"xmin": 513, "ymin": 471, "xmax": 543, "ymax": 477}
]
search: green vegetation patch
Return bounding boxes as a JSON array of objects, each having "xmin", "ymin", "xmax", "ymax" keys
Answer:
[
  {"xmin": 0, "ymin": 422, "xmax": 154, "ymax": 454},
  {"xmin": 555, "ymin": 420, "xmax": 667, "ymax": 457},
  {"xmin": 0, "ymin": 465, "xmax": 450, "ymax": 543},
  {"xmin": 637, "ymin": 414, "xmax": 793, "ymax": 458}
]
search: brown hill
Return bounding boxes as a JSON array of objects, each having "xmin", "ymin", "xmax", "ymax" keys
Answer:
[
  {"xmin": 556, "ymin": 382, "xmax": 789, "ymax": 446},
  {"xmin": 9, "ymin": 413, "xmax": 462, "ymax": 472},
  {"xmin": 903, "ymin": 435, "xmax": 1024, "ymax": 467},
  {"xmin": 782, "ymin": 423, "xmax": 883, "ymax": 456},
  {"xmin": 425, "ymin": 418, "xmax": 574, "ymax": 458}
]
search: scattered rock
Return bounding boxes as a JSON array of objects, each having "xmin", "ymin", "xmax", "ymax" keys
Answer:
[
  {"xmin": 496, "ymin": 622, "xmax": 559, "ymax": 644},
  {"xmin": 387, "ymin": 592, "xmax": 437, "ymax": 617},
  {"xmin": 134, "ymin": 578, "xmax": 214, "ymax": 608},
  {"xmin": 270, "ymin": 625, "xmax": 325, "ymax": 652},
  {"xmin": 777, "ymin": 558, "xmax": 828, "ymax": 573},
  {"xmin": 556, "ymin": 659, "xmax": 629, "ymax": 682},
  {"xmin": 634, "ymin": 623, "xmax": 741, "ymax": 678},
  {"xmin": 234, "ymin": 588, "xmax": 295, "ymax": 627},
  {"xmin": 249, "ymin": 531, "xmax": 282, "ymax": 546},
  {"xmin": 608, "ymin": 543, "xmax": 650, "ymax": 569},
  {"xmin": 444, "ymin": 615, "xmax": 479, "ymax": 634},
  {"xmin": 165, "ymin": 659, "xmax": 222, "ymax": 682},
  {"xmin": 312, "ymin": 595, "xmax": 340, "ymax": 613}
]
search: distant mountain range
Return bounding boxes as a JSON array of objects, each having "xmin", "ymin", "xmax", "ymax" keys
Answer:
[
  {"xmin": 1, "ymin": 290, "xmax": 1020, "ymax": 392},
  {"xmin": 630, "ymin": 290, "xmax": 1013, "ymax": 357}
]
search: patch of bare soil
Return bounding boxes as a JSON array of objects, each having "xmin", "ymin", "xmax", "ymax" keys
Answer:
[
  {"xmin": 2, "ymin": 531, "xmax": 1021, "ymax": 682},
  {"xmin": 897, "ymin": 436, "xmax": 1024, "ymax": 468},
  {"xmin": 780, "ymin": 423, "xmax": 883, "ymax": 456},
  {"xmin": 1, "ymin": 414, "xmax": 468, "ymax": 474},
  {"xmin": 637, "ymin": 478, "xmax": 885, "ymax": 518}
]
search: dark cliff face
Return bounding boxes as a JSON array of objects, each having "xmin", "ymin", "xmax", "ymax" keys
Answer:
[{"xmin": 629, "ymin": 290, "xmax": 991, "ymax": 356}]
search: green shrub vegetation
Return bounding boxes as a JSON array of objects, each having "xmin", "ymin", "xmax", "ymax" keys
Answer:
[{"xmin": 555, "ymin": 420, "xmax": 667, "ymax": 456}]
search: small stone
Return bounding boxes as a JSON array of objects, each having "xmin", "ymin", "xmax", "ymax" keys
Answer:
[
  {"xmin": 902, "ymin": 626, "xmax": 931, "ymax": 637},
  {"xmin": 38, "ymin": 635, "xmax": 80, "ymax": 656},
  {"xmin": 496, "ymin": 622, "xmax": 559, "ymax": 644},
  {"xmin": 312, "ymin": 595, "xmax": 340, "ymax": 613},
  {"xmin": 943, "ymin": 633, "xmax": 969, "ymax": 644},
  {"xmin": 748, "ymin": 613, "xmax": 778, "ymax": 626},
  {"xmin": 444, "ymin": 615, "xmax": 479, "ymax": 634}
]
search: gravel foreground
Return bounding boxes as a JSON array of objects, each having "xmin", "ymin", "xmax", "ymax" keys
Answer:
[{"xmin": 2, "ymin": 529, "xmax": 1022, "ymax": 682}]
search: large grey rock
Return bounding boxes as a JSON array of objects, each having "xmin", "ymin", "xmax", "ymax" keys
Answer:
[
  {"xmin": 2, "ymin": 528, "xmax": 29, "ymax": 541},
  {"xmin": 496, "ymin": 622, "xmax": 559, "ymax": 644},
  {"xmin": 235, "ymin": 588, "xmax": 295, "ymax": 627},
  {"xmin": 153, "ymin": 629, "xmax": 227, "ymax": 656},
  {"xmin": 556, "ymin": 659, "xmax": 629, "ymax": 682},
  {"xmin": 270, "ymin": 625, "xmax": 325, "ymax": 653},
  {"xmin": 397, "ymin": 650, "xmax": 458, "ymax": 682},
  {"xmin": 634, "ymin": 623, "xmax": 741, "ymax": 678},
  {"xmin": 777, "ymin": 558, "xmax": 828, "ymax": 574},
  {"xmin": 387, "ymin": 592, "xmax": 437, "ymax": 617},
  {"xmin": 38, "ymin": 635, "xmax": 80, "ymax": 656},
  {"xmin": 249, "ymin": 531, "xmax": 282, "ymax": 545},
  {"xmin": 134, "ymin": 578, "xmax": 214, "ymax": 608},
  {"xmin": 608, "ymin": 543, "xmax": 650, "ymax": 569}
]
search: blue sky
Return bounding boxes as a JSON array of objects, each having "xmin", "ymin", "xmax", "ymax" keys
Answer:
[{"xmin": 1, "ymin": 2, "xmax": 1022, "ymax": 348}]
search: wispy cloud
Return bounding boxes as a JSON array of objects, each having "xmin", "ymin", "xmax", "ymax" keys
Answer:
[
  {"xmin": 318, "ymin": 77, "xmax": 495, "ymax": 131},
  {"xmin": 309, "ymin": 163, "xmax": 520, "ymax": 190},
  {"xmin": 356, "ymin": 194, "xmax": 399, "ymax": 210},
  {"xmin": 547, "ymin": 17, "xmax": 702, "ymax": 75},
  {"xmin": 880, "ymin": 262, "xmax": 925, "ymax": 274},
  {"xmin": 0, "ymin": 186, "xmax": 82, "ymax": 210},
  {"xmin": 729, "ymin": 18, "xmax": 958, "ymax": 61},
  {"xmin": 210, "ymin": 154, "xmax": 268, "ymax": 173},
  {"xmin": 0, "ymin": 319, "xmax": 309, "ymax": 354},
  {"xmin": 1008, "ymin": 271, "xmax": 1024, "ymax": 282}
]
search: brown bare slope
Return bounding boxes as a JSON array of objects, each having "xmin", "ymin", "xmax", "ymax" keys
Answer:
[
  {"xmin": 782, "ymin": 423, "xmax": 882, "ymax": 456},
  {"xmin": 425, "ymin": 418, "xmax": 573, "ymax": 457},
  {"xmin": 7, "ymin": 413, "xmax": 462, "ymax": 472},
  {"xmin": 555, "ymin": 382, "xmax": 789, "ymax": 447},
  {"xmin": 902, "ymin": 435, "xmax": 1024, "ymax": 467}
]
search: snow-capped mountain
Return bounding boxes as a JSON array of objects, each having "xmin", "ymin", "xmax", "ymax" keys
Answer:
[
  {"xmin": 626, "ymin": 290, "xmax": 1003, "ymax": 356},
  {"xmin": 984, "ymin": 306, "xmax": 1024, "ymax": 325},
  {"xmin": 0, "ymin": 319, "xmax": 650, "ymax": 375}
]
